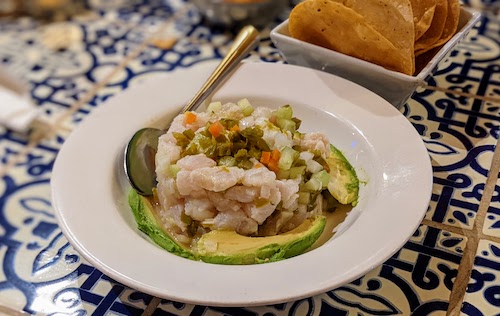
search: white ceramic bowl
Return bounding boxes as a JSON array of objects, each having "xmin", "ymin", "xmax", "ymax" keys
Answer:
[{"xmin": 270, "ymin": 7, "xmax": 481, "ymax": 109}]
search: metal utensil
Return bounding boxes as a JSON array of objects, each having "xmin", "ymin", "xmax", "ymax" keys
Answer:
[{"xmin": 124, "ymin": 25, "xmax": 260, "ymax": 196}]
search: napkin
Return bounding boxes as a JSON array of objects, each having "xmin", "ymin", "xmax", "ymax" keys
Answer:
[{"xmin": 0, "ymin": 66, "xmax": 40, "ymax": 133}]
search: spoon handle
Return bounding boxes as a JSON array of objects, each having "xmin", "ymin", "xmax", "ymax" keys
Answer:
[{"xmin": 179, "ymin": 25, "xmax": 260, "ymax": 114}]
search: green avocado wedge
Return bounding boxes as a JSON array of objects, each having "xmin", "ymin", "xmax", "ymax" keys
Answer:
[
  {"xmin": 326, "ymin": 144, "xmax": 360, "ymax": 206},
  {"xmin": 128, "ymin": 190, "xmax": 326, "ymax": 264},
  {"xmin": 197, "ymin": 216, "xmax": 326, "ymax": 265},
  {"xmin": 128, "ymin": 190, "xmax": 195, "ymax": 260}
]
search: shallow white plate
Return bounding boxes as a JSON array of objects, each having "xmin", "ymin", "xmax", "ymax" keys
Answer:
[{"xmin": 51, "ymin": 61, "xmax": 432, "ymax": 307}]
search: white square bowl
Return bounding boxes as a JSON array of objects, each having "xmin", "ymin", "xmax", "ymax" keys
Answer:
[{"xmin": 270, "ymin": 7, "xmax": 481, "ymax": 109}]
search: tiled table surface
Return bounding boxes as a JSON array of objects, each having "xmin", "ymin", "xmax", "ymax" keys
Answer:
[{"xmin": 0, "ymin": 1, "xmax": 499, "ymax": 315}]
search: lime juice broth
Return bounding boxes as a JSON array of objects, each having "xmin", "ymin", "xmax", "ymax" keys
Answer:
[{"xmin": 310, "ymin": 204, "xmax": 352, "ymax": 250}]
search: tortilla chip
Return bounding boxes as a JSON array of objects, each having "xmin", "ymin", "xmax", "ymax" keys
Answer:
[
  {"xmin": 289, "ymin": 0, "xmax": 413, "ymax": 75},
  {"xmin": 409, "ymin": 0, "xmax": 436, "ymax": 40},
  {"xmin": 414, "ymin": 0, "xmax": 448, "ymax": 51},
  {"xmin": 328, "ymin": 0, "xmax": 415, "ymax": 74},
  {"xmin": 415, "ymin": 0, "xmax": 460, "ymax": 56}
]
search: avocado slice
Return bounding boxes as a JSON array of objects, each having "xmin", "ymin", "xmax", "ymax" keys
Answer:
[
  {"xmin": 197, "ymin": 216, "xmax": 326, "ymax": 265},
  {"xmin": 128, "ymin": 189, "xmax": 195, "ymax": 260},
  {"xmin": 326, "ymin": 144, "xmax": 359, "ymax": 206},
  {"xmin": 128, "ymin": 190, "xmax": 326, "ymax": 264}
]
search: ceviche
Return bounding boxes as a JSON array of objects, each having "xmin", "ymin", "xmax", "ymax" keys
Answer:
[{"xmin": 129, "ymin": 99, "xmax": 359, "ymax": 264}]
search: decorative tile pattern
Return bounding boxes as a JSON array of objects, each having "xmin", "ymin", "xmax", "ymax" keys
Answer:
[
  {"xmin": 428, "ymin": 17, "xmax": 500, "ymax": 96},
  {"xmin": 0, "ymin": 146, "xmax": 152, "ymax": 314},
  {"xmin": 405, "ymin": 92, "xmax": 496, "ymax": 230},
  {"xmin": 0, "ymin": 131, "xmax": 31, "ymax": 168},
  {"xmin": 0, "ymin": 1, "xmax": 498, "ymax": 316},
  {"xmin": 461, "ymin": 239, "xmax": 500, "ymax": 316},
  {"xmin": 154, "ymin": 225, "xmax": 466, "ymax": 315},
  {"xmin": 402, "ymin": 16, "xmax": 500, "ymax": 230},
  {"xmin": 0, "ymin": 0, "xmax": 182, "ymax": 131},
  {"xmin": 484, "ymin": 181, "xmax": 500, "ymax": 238}
]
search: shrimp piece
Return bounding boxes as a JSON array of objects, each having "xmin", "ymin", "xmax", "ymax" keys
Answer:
[
  {"xmin": 167, "ymin": 111, "xmax": 209, "ymax": 132},
  {"xmin": 300, "ymin": 132, "xmax": 330, "ymax": 158},
  {"xmin": 187, "ymin": 111, "xmax": 210, "ymax": 131},
  {"xmin": 175, "ymin": 170, "xmax": 198, "ymax": 196},
  {"xmin": 252, "ymin": 106, "xmax": 273, "ymax": 120},
  {"xmin": 160, "ymin": 203, "xmax": 187, "ymax": 232},
  {"xmin": 214, "ymin": 103, "xmax": 245, "ymax": 121},
  {"xmin": 157, "ymin": 177, "xmax": 181, "ymax": 205},
  {"xmin": 176, "ymin": 154, "xmax": 216, "ymax": 171},
  {"xmin": 155, "ymin": 143, "xmax": 182, "ymax": 177},
  {"xmin": 190, "ymin": 167, "xmax": 244, "ymax": 192},
  {"xmin": 190, "ymin": 189, "xmax": 208, "ymax": 199},
  {"xmin": 167, "ymin": 114, "xmax": 190, "ymax": 134},
  {"xmin": 260, "ymin": 184, "xmax": 272, "ymax": 199},
  {"xmin": 276, "ymin": 177, "xmax": 301, "ymax": 210},
  {"xmin": 244, "ymin": 201, "xmax": 278, "ymax": 225},
  {"xmin": 243, "ymin": 185, "xmax": 280, "ymax": 225},
  {"xmin": 208, "ymin": 192, "xmax": 242, "ymax": 213},
  {"xmin": 224, "ymin": 186, "xmax": 260, "ymax": 203},
  {"xmin": 213, "ymin": 210, "xmax": 258, "ymax": 235},
  {"xmin": 241, "ymin": 167, "xmax": 276, "ymax": 187},
  {"xmin": 184, "ymin": 197, "xmax": 216, "ymax": 221}
]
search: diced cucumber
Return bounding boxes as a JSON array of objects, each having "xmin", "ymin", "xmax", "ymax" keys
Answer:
[
  {"xmin": 293, "ymin": 158, "xmax": 306, "ymax": 167},
  {"xmin": 293, "ymin": 132, "xmax": 303, "ymax": 141},
  {"xmin": 237, "ymin": 98, "xmax": 254, "ymax": 116},
  {"xmin": 273, "ymin": 105, "xmax": 293, "ymax": 120},
  {"xmin": 298, "ymin": 192, "xmax": 310, "ymax": 204},
  {"xmin": 218, "ymin": 156, "xmax": 236, "ymax": 167},
  {"xmin": 292, "ymin": 117, "xmax": 302, "ymax": 130},
  {"xmin": 311, "ymin": 170, "xmax": 330, "ymax": 189},
  {"xmin": 237, "ymin": 159, "xmax": 254, "ymax": 170},
  {"xmin": 289, "ymin": 166, "xmax": 306, "ymax": 179},
  {"xmin": 207, "ymin": 101, "xmax": 222, "ymax": 113},
  {"xmin": 277, "ymin": 169, "xmax": 291, "ymax": 180},
  {"xmin": 278, "ymin": 146, "xmax": 299, "ymax": 171},
  {"xmin": 276, "ymin": 118, "xmax": 297, "ymax": 132},
  {"xmin": 234, "ymin": 149, "xmax": 248, "ymax": 159},
  {"xmin": 303, "ymin": 177, "xmax": 322, "ymax": 191},
  {"xmin": 183, "ymin": 129, "xmax": 195, "ymax": 140},
  {"xmin": 306, "ymin": 159, "xmax": 323, "ymax": 173}
]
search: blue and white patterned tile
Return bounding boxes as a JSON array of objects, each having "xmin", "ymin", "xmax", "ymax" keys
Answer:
[
  {"xmin": 426, "ymin": 17, "xmax": 500, "ymax": 94},
  {"xmin": 402, "ymin": 17, "xmax": 500, "ymax": 230},
  {"xmin": 404, "ymin": 89, "xmax": 497, "ymax": 230},
  {"xmin": 461, "ymin": 239, "xmax": 500, "ymax": 316},
  {"xmin": 75, "ymin": 263, "xmax": 154, "ymax": 315},
  {"xmin": 66, "ymin": 22, "xmax": 286, "ymax": 129},
  {"xmin": 105, "ymin": 20, "xmax": 284, "ymax": 86},
  {"xmin": 0, "ymin": 130, "xmax": 31, "ymax": 168},
  {"xmin": 0, "ymin": 0, "xmax": 184, "ymax": 133},
  {"xmin": 483, "ymin": 180, "xmax": 500, "ymax": 238},
  {"xmin": 153, "ymin": 225, "xmax": 465, "ymax": 315},
  {"xmin": 0, "ymin": 1, "xmax": 194, "ymax": 171},
  {"xmin": 0, "ymin": 144, "xmax": 153, "ymax": 315}
]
